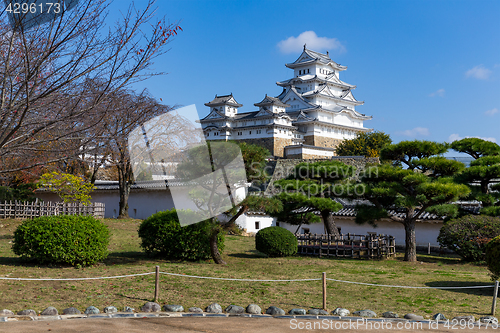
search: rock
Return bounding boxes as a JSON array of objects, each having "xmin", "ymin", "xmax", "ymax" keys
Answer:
[
  {"xmin": 480, "ymin": 316, "xmax": 498, "ymax": 324},
  {"xmin": 353, "ymin": 310, "xmax": 377, "ymax": 318},
  {"xmin": 84, "ymin": 306, "xmax": 100, "ymax": 315},
  {"xmin": 163, "ymin": 305, "xmax": 184, "ymax": 312},
  {"xmin": 246, "ymin": 304, "xmax": 261, "ymax": 314},
  {"xmin": 141, "ymin": 302, "xmax": 161, "ymax": 313},
  {"xmin": 433, "ymin": 313, "xmax": 447, "ymax": 321},
  {"xmin": 289, "ymin": 308, "xmax": 306, "ymax": 315},
  {"xmin": 205, "ymin": 303, "xmax": 222, "ymax": 314},
  {"xmin": 382, "ymin": 311, "xmax": 399, "ymax": 318},
  {"xmin": 308, "ymin": 309, "xmax": 328, "ymax": 315},
  {"xmin": 225, "ymin": 305, "xmax": 244, "ymax": 314},
  {"xmin": 17, "ymin": 309, "xmax": 36, "ymax": 316},
  {"xmin": 404, "ymin": 313, "xmax": 424, "ymax": 320},
  {"xmin": 123, "ymin": 306, "xmax": 134, "ymax": 313},
  {"xmin": 188, "ymin": 307, "xmax": 203, "ymax": 313},
  {"xmin": 0, "ymin": 309, "xmax": 14, "ymax": 316},
  {"xmin": 62, "ymin": 307, "xmax": 81, "ymax": 315},
  {"xmin": 41, "ymin": 307, "xmax": 58, "ymax": 316},
  {"xmin": 332, "ymin": 308, "xmax": 350, "ymax": 316},
  {"xmin": 104, "ymin": 306, "xmax": 117, "ymax": 313},
  {"xmin": 453, "ymin": 315, "xmax": 475, "ymax": 322},
  {"xmin": 266, "ymin": 306, "xmax": 285, "ymax": 316}
]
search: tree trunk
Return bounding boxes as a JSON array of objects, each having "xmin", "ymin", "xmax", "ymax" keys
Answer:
[
  {"xmin": 117, "ymin": 159, "xmax": 133, "ymax": 219},
  {"xmin": 403, "ymin": 219, "xmax": 417, "ymax": 262},
  {"xmin": 321, "ymin": 211, "xmax": 340, "ymax": 238},
  {"xmin": 210, "ymin": 224, "xmax": 226, "ymax": 265}
]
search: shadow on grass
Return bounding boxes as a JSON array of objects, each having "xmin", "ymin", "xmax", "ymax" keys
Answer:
[
  {"xmin": 393, "ymin": 253, "xmax": 467, "ymax": 265},
  {"xmin": 425, "ymin": 281, "xmax": 496, "ymax": 297},
  {"xmin": 228, "ymin": 250, "xmax": 268, "ymax": 259},
  {"xmin": 115, "ymin": 293, "xmax": 150, "ymax": 302},
  {"xmin": 104, "ymin": 251, "xmax": 150, "ymax": 265},
  {"xmin": 0, "ymin": 251, "xmax": 151, "ymax": 268}
]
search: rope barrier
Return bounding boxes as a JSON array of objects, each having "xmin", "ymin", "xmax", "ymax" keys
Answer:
[
  {"xmin": 0, "ymin": 271, "xmax": 494, "ymax": 290},
  {"xmin": 0, "ymin": 272, "xmax": 155, "ymax": 281},
  {"xmin": 325, "ymin": 278, "xmax": 495, "ymax": 289},
  {"xmin": 159, "ymin": 272, "xmax": 321, "ymax": 282}
]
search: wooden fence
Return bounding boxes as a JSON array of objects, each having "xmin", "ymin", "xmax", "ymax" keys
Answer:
[
  {"xmin": 296, "ymin": 232, "xmax": 396, "ymax": 259},
  {"xmin": 0, "ymin": 200, "xmax": 105, "ymax": 219}
]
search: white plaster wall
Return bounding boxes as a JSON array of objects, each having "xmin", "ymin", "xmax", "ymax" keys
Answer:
[
  {"xmin": 279, "ymin": 218, "xmax": 443, "ymax": 246},
  {"xmin": 235, "ymin": 214, "xmax": 276, "ymax": 234},
  {"xmin": 36, "ymin": 188, "xmax": 193, "ymax": 220}
]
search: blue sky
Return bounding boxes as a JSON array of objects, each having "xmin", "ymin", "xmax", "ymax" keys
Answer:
[{"xmin": 109, "ymin": 0, "xmax": 500, "ymax": 147}]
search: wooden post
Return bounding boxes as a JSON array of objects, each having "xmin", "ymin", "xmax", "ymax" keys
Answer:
[
  {"xmin": 492, "ymin": 280, "xmax": 499, "ymax": 316},
  {"xmin": 154, "ymin": 266, "xmax": 160, "ymax": 302},
  {"xmin": 322, "ymin": 272, "xmax": 327, "ymax": 310}
]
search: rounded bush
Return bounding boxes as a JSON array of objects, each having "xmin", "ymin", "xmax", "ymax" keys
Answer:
[
  {"xmin": 255, "ymin": 226, "xmax": 297, "ymax": 257},
  {"xmin": 138, "ymin": 209, "xmax": 224, "ymax": 261},
  {"xmin": 485, "ymin": 236, "xmax": 500, "ymax": 281},
  {"xmin": 12, "ymin": 215, "xmax": 109, "ymax": 266},
  {"xmin": 438, "ymin": 215, "xmax": 500, "ymax": 262}
]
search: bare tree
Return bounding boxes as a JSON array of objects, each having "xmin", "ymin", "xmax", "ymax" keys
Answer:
[
  {"xmin": 91, "ymin": 88, "xmax": 172, "ymax": 218},
  {"xmin": 0, "ymin": 0, "xmax": 181, "ymax": 174}
]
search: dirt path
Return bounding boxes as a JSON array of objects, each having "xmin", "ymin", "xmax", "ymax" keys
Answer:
[{"xmin": 0, "ymin": 317, "xmax": 498, "ymax": 333}]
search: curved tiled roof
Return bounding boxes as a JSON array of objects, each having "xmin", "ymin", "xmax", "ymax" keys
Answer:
[
  {"xmin": 254, "ymin": 94, "xmax": 290, "ymax": 108},
  {"xmin": 204, "ymin": 94, "xmax": 243, "ymax": 107}
]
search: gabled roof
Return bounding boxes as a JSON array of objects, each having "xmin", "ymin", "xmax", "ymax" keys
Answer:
[
  {"xmin": 276, "ymin": 74, "xmax": 354, "ymax": 90},
  {"xmin": 254, "ymin": 94, "xmax": 290, "ymax": 108},
  {"xmin": 204, "ymin": 93, "xmax": 243, "ymax": 107},
  {"xmin": 293, "ymin": 110, "xmax": 315, "ymax": 122},
  {"xmin": 200, "ymin": 109, "xmax": 227, "ymax": 121},
  {"xmin": 285, "ymin": 47, "xmax": 347, "ymax": 71},
  {"xmin": 302, "ymin": 85, "xmax": 364, "ymax": 106},
  {"xmin": 278, "ymin": 86, "xmax": 317, "ymax": 109}
]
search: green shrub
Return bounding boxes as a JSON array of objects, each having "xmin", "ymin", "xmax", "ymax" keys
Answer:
[
  {"xmin": 485, "ymin": 236, "xmax": 500, "ymax": 281},
  {"xmin": 12, "ymin": 215, "xmax": 109, "ymax": 266},
  {"xmin": 138, "ymin": 209, "xmax": 224, "ymax": 261},
  {"xmin": 255, "ymin": 226, "xmax": 297, "ymax": 257},
  {"xmin": 438, "ymin": 215, "xmax": 500, "ymax": 262}
]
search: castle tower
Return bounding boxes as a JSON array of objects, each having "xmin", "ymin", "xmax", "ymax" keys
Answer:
[{"xmin": 276, "ymin": 46, "xmax": 372, "ymax": 149}]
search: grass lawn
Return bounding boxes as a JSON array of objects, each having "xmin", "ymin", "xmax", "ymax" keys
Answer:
[{"xmin": 0, "ymin": 218, "xmax": 496, "ymax": 319}]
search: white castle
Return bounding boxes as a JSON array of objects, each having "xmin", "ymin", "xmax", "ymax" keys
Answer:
[{"xmin": 200, "ymin": 45, "xmax": 372, "ymax": 158}]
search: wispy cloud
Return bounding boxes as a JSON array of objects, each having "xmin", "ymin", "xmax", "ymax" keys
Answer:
[
  {"xmin": 429, "ymin": 89, "xmax": 445, "ymax": 97},
  {"xmin": 448, "ymin": 134, "xmax": 497, "ymax": 143},
  {"xmin": 485, "ymin": 108, "xmax": 499, "ymax": 116},
  {"xmin": 397, "ymin": 127, "xmax": 430, "ymax": 137},
  {"xmin": 277, "ymin": 31, "xmax": 346, "ymax": 54},
  {"xmin": 465, "ymin": 65, "xmax": 492, "ymax": 80}
]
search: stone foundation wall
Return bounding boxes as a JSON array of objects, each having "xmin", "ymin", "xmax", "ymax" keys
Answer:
[
  {"xmin": 239, "ymin": 137, "xmax": 292, "ymax": 157},
  {"xmin": 303, "ymin": 135, "xmax": 343, "ymax": 152}
]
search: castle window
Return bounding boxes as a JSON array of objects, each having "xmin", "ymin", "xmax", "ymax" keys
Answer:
[
  {"xmin": 307, "ymin": 69, "xmax": 310, "ymax": 73},
  {"xmin": 249, "ymin": 131, "xmax": 252, "ymax": 134},
  {"xmin": 255, "ymin": 221, "xmax": 260, "ymax": 230},
  {"xmin": 238, "ymin": 131, "xmax": 242, "ymax": 136},
  {"xmin": 206, "ymin": 133, "xmax": 209, "ymax": 136},
  {"xmin": 257, "ymin": 129, "xmax": 261, "ymax": 134}
]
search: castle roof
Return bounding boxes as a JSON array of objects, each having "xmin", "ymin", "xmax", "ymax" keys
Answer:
[
  {"xmin": 286, "ymin": 47, "xmax": 347, "ymax": 71},
  {"xmin": 302, "ymin": 85, "xmax": 364, "ymax": 106},
  {"xmin": 254, "ymin": 94, "xmax": 290, "ymax": 108},
  {"xmin": 204, "ymin": 93, "xmax": 243, "ymax": 107},
  {"xmin": 276, "ymin": 74, "xmax": 355, "ymax": 89}
]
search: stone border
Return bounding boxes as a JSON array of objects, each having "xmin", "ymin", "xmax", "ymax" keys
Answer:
[{"xmin": 0, "ymin": 313, "xmax": 493, "ymax": 328}]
